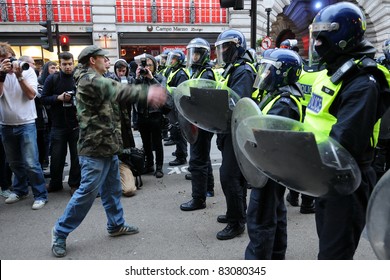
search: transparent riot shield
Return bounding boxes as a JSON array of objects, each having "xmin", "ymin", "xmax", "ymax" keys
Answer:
[
  {"xmin": 367, "ymin": 169, "xmax": 390, "ymax": 259},
  {"xmin": 174, "ymin": 79, "xmax": 240, "ymax": 133},
  {"xmin": 231, "ymin": 98, "xmax": 268, "ymax": 188},
  {"xmin": 178, "ymin": 113, "xmax": 199, "ymax": 144},
  {"xmin": 235, "ymin": 114, "xmax": 361, "ymax": 197},
  {"xmin": 169, "ymin": 86, "xmax": 199, "ymax": 144}
]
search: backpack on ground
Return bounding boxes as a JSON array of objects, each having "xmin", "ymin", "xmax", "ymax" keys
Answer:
[{"xmin": 119, "ymin": 147, "xmax": 145, "ymax": 189}]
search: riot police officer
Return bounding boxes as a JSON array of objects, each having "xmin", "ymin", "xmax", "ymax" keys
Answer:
[
  {"xmin": 180, "ymin": 37, "xmax": 216, "ymax": 211},
  {"xmin": 245, "ymin": 48, "xmax": 304, "ymax": 259},
  {"xmin": 214, "ymin": 29, "xmax": 257, "ymax": 240},
  {"xmin": 305, "ymin": 2, "xmax": 389, "ymax": 259}
]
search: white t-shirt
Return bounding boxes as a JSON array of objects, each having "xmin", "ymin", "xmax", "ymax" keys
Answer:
[{"xmin": 0, "ymin": 67, "xmax": 38, "ymax": 125}]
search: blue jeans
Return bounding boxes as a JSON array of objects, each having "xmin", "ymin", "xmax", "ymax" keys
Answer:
[
  {"xmin": 49, "ymin": 127, "xmax": 80, "ymax": 188},
  {"xmin": 1, "ymin": 123, "xmax": 47, "ymax": 200},
  {"xmin": 54, "ymin": 155, "xmax": 126, "ymax": 238}
]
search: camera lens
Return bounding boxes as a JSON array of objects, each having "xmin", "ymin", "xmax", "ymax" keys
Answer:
[{"xmin": 20, "ymin": 62, "xmax": 30, "ymax": 71}]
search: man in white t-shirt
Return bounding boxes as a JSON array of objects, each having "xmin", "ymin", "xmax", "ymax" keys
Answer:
[{"xmin": 0, "ymin": 42, "xmax": 48, "ymax": 210}]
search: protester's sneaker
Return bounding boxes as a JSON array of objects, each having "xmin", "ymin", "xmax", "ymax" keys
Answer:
[
  {"xmin": 32, "ymin": 200, "xmax": 47, "ymax": 210},
  {"xmin": 108, "ymin": 224, "xmax": 139, "ymax": 237},
  {"xmin": 51, "ymin": 227, "xmax": 67, "ymax": 258},
  {"xmin": 0, "ymin": 189, "xmax": 13, "ymax": 198},
  {"xmin": 5, "ymin": 193, "xmax": 28, "ymax": 204}
]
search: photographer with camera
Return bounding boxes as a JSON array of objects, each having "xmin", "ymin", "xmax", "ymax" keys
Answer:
[
  {"xmin": 134, "ymin": 54, "xmax": 169, "ymax": 178},
  {"xmin": 0, "ymin": 42, "xmax": 48, "ymax": 209},
  {"xmin": 41, "ymin": 52, "xmax": 81, "ymax": 196}
]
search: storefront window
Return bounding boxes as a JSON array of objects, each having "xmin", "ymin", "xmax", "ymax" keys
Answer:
[{"xmin": 10, "ymin": 45, "xmax": 87, "ymax": 70}]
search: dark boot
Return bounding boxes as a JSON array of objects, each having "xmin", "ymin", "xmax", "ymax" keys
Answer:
[
  {"xmin": 217, "ymin": 215, "xmax": 228, "ymax": 223},
  {"xmin": 216, "ymin": 223, "xmax": 245, "ymax": 240},
  {"xmin": 300, "ymin": 195, "xmax": 315, "ymax": 214},
  {"xmin": 169, "ymin": 158, "xmax": 186, "ymax": 166},
  {"xmin": 180, "ymin": 198, "xmax": 206, "ymax": 211},
  {"xmin": 286, "ymin": 190, "xmax": 299, "ymax": 207},
  {"xmin": 154, "ymin": 165, "xmax": 164, "ymax": 178}
]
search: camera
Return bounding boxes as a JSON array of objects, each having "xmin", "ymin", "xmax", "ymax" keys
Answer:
[
  {"xmin": 9, "ymin": 57, "xmax": 30, "ymax": 71},
  {"xmin": 134, "ymin": 54, "xmax": 150, "ymax": 76},
  {"xmin": 139, "ymin": 58, "xmax": 148, "ymax": 75},
  {"xmin": 63, "ymin": 90, "xmax": 76, "ymax": 107}
]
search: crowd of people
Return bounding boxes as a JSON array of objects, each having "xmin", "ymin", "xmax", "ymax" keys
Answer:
[{"xmin": 1, "ymin": 1, "xmax": 390, "ymax": 260}]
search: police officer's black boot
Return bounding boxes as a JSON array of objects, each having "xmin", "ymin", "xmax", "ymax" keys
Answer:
[
  {"xmin": 180, "ymin": 198, "xmax": 206, "ymax": 211},
  {"xmin": 300, "ymin": 195, "xmax": 315, "ymax": 214},
  {"xmin": 286, "ymin": 190, "xmax": 299, "ymax": 207}
]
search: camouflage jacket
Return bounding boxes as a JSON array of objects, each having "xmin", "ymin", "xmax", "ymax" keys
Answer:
[{"xmin": 74, "ymin": 66, "xmax": 147, "ymax": 157}]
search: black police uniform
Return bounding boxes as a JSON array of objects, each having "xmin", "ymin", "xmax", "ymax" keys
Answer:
[
  {"xmin": 245, "ymin": 86, "xmax": 302, "ymax": 260},
  {"xmin": 180, "ymin": 64, "xmax": 215, "ymax": 210},
  {"xmin": 313, "ymin": 63, "xmax": 386, "ymax": 259},
  {"xmin": 217, "ymin": 58, "xmax": 256, "ymax": 238}
]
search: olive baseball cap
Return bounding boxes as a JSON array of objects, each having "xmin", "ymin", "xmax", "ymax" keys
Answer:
[{"xmin": 78, "ymin": 45, "xmax": 108, "ymax": 64}]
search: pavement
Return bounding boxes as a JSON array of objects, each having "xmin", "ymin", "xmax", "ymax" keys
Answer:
[{"xmin": 0, "ymin": 131, "xmax": 377, "ymax": 260}]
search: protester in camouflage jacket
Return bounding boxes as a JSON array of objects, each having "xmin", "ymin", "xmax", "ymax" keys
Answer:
[
  {"xmin": 51, "ymin": 46, "xmax": 166, "ymax": 258},
  {"xmin": 74, "ymin": 65, "xmax": 145, "ymax": 157}
]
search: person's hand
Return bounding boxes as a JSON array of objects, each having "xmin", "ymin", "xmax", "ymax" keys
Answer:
[
  {"xmin": 57, "ymin": 92, "xmax": 72, "ymax": 102},
  {"xmin": 10, "ymin": 60, "xmax": 24, "ymax": 79},
  {"xmin": 0, "ymin": 58, "xmax": 12, "ymax": 74},
  {"xmin": 144, "ymin": 68, "xmax": 153, "ymax": 80},
  {"xmin": 147, "ymin": 84, "xmax": 167, "ymax": 108},
  {"xmin": 135, "ymin": 66, "xmax": 142, "ymax": 79}
]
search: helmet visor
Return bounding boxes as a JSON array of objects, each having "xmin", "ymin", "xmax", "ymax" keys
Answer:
[
  {"xmin": 186, "ymin": 47, "xmax": 207, "ymax": 68},
  {"xmin": 253, "ymin": 59, "xmax": 281, "ymax": 91},
  {"xmin": 166, "ymin": 52, "xmax": 179, "ymax": 67},
  {"xmin": 215, "ymin": 42, "xmax": 237, "ymax": 67}
]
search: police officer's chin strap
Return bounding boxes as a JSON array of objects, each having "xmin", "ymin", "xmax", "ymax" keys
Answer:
[
  {"xmin": 221, "ymin": 63, "xmax": 234, "ymax": 80},
  {"xmin": 190, "ymin": 65, "xmax": 202, "ymax": 79},
  {"xmin": 221, "ymin": 51, "xmax": 252, "ymax": 80}
]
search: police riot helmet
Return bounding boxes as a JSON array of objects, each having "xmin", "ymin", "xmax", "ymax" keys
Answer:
[
  {"xmin": 160, "ymin": 50, "xmax": 170, "ymax": 59},
  {"xmin": 215, "ymin": 29, "xmax": 247, "ymax": 67},
  {"xmin": 186, "ymin": 37, "xmax": 210, "ymax": 68},
  {"xmin": 383, "ymin": 39, "xmax": 390, "ymax": 61},
  {"xmin": 279, "ymin": 39, "xmax": 298, "ymax": 50},
  {"xmin": 166, "ymin": 50, "xmax": 185, "ymax": 68},
  {"xmin": 253, "ymin": 48, "xmax": 302, "ymax": 92},
  {"xmin": 309, "ymin": 2, "xmax": 366, "ymax": 63},
  {"xmin": 159, "ymin": 50, "xmax": 170, "ymax": 66}
]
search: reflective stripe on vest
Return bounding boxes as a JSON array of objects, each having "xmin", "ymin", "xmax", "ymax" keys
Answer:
[
  {"xmin": 262, "ymin": 94, "xmax": 303, "ymax": 122},
  {"xmin": 220, "ymin": 62, "xmax": 260, "ymax": 101},
  {"xmin": 166, "ymin": 68, "xmax": 189, "ymax": 94}
]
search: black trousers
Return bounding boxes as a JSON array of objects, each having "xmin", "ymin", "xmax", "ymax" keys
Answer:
[
  {"xmin": 315, "ymin": 167, "xmax": 376, "ymax": 259},
  {"xmin": 245, "ymin": 182, "xmax": 287, "ymax": 260},
  {"xmin": 189, "ymin": 128, "xmax": 214, "ymax": 200},
  {"xmin": 138, "ymin": 112, "xmax": 164, "ymax": 167},
  {"xmin": 217, "ymin": 133, "xmax": 247, "ymax": 226}
]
